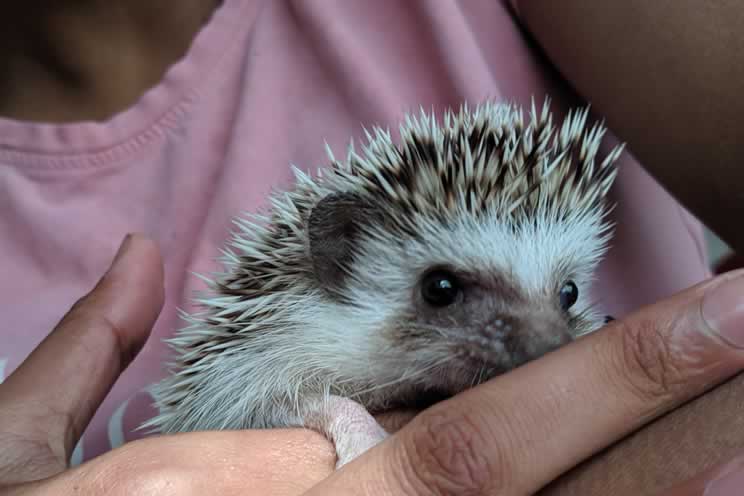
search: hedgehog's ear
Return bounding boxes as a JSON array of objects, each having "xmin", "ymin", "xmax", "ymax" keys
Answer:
[{"xmin": 308, "ymin": 192, "xmax": 380, "ymax": 292}]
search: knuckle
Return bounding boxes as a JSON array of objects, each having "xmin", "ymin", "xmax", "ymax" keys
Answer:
[
  {"xmin": 398, "ymin": 407, "xmax": 509, "ymax": 495},
  {"xmin": 66, "ymin": 301, "xmax": 132, "ymax": 366},
  {"xmin": 92, "ymin": 313, "xmax": 129, "ymax": 358},
  {"xmin": 613, "ymin": 317, "xmax": 684, "ymax": 402}
]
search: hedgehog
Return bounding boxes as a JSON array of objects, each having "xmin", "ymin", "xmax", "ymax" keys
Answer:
[{"xmin": 143, "ymin": 98, "xmax": 624, "ymax": 468}]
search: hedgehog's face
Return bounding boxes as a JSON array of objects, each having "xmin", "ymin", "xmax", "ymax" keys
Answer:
[{"xmin": 308, "ymin": 192, "xmax": 611, "ymax": 408}]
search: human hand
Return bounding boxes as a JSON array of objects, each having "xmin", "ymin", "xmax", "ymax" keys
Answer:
[
  {"xmin": 4, "ymin": 234, "xmax": 744, "ymax": 495},
  {"xmin": 0, "ymin": 233, "xmax": 166, "ymax": 488},
  {"xmin": 0, "ymin": 234, "xmax": 338, "ymax": 495}
]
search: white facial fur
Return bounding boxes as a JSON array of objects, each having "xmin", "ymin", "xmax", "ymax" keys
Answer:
[{"xmin": 304, "ymin": 203, "xmax": 610, "ymax": 412}]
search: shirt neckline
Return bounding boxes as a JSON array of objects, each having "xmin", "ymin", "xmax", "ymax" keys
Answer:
[{"xmin": 0, "ymin": 0, "xmax": 253, "ymax": 169}]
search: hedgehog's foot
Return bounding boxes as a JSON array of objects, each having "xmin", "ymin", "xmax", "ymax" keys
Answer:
[{"xmin": 302, "ymin": 395, "xmax": 389, "ymax": 469}]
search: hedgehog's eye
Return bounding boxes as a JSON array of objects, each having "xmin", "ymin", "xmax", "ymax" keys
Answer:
[
  {"xmin": 421, "ymin": 270, "xmax": 461, "ymax": 307},
  {"xmin": 559, "ymin": 281, "xmax": 579, "ymax": 311}
]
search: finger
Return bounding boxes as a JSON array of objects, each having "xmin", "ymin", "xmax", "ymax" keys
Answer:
[
  {"xmin": 308, "ymin": 270, "xmax": 744, "ymax": 495},
  {"xmin": 0, "ymin": 233, "xmax": 164, "ymax": 479},
  {"xmin": 10, "ymin": 430, "xmax": 336, "ymax": 496}
]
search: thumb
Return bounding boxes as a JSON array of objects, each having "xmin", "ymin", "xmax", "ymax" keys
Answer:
[{"xmin": 0, "ymin": 233, "xmax": 164, "ymax": 485}]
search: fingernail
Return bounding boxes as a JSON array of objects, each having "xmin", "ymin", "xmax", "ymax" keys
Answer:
[
  {"xmin": 109, "ymin": 233, "xmax": 133, "ymax": 269},
  {"xmin": 704, "ymin": 459, "xmax": 744, "ymax": 495},
  {"xmin": 702, "ymin": 274, "xmax": 744, "ymax": 348}
]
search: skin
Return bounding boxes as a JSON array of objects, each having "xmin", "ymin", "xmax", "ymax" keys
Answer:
[
  {"xmin": 2, "ymin": 1, "xmax": 744, "ymax": 494},
  {"xmin": 516, "ymin": 0, "xmax": 744, "ymax": 253},
  {"xmin": 0, "ymin": 1, "xmax": 221, "ymax": 122}
]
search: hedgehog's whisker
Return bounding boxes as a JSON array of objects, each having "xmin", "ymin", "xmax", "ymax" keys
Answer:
[
  {"xmin": 470, "ymin": 364, "xmax": 485, "ymax": 389},
  {"xmin": 348, "ymin": 355, "xmax": 454, "ymax": 399}
]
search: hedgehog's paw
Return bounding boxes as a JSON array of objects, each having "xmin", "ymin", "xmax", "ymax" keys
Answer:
[
  {"xmin": 302, "ymin": 395, "xmax": 389, "ymax": 469},
  {"xmin": 329, "ymin": 402, "xmax": 389, "ymax": 469}
]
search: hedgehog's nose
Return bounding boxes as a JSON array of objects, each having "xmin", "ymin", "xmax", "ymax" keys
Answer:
[{"xmin": 502, "ymin": 311, "xmax": 573, "ymax": 363}]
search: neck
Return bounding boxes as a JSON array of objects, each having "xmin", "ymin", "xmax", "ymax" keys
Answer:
[{"xmin": 0, "ymin": 1, "xmax": 221, "ymax": 122}]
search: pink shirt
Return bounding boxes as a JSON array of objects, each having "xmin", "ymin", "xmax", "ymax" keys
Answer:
[{"xmin": 0, "ymin": 0, "xmax": 710, "ymax": 464}]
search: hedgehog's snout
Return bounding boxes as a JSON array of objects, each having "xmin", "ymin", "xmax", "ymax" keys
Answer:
[{"xmin": 500, "ymin": 308, "xmax": 574, "ymax": 365}]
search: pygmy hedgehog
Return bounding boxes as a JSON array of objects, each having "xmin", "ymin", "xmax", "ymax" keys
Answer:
[{"xmin": 144, "ymin": 99, "xmax": 624, "ymax": 467}]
